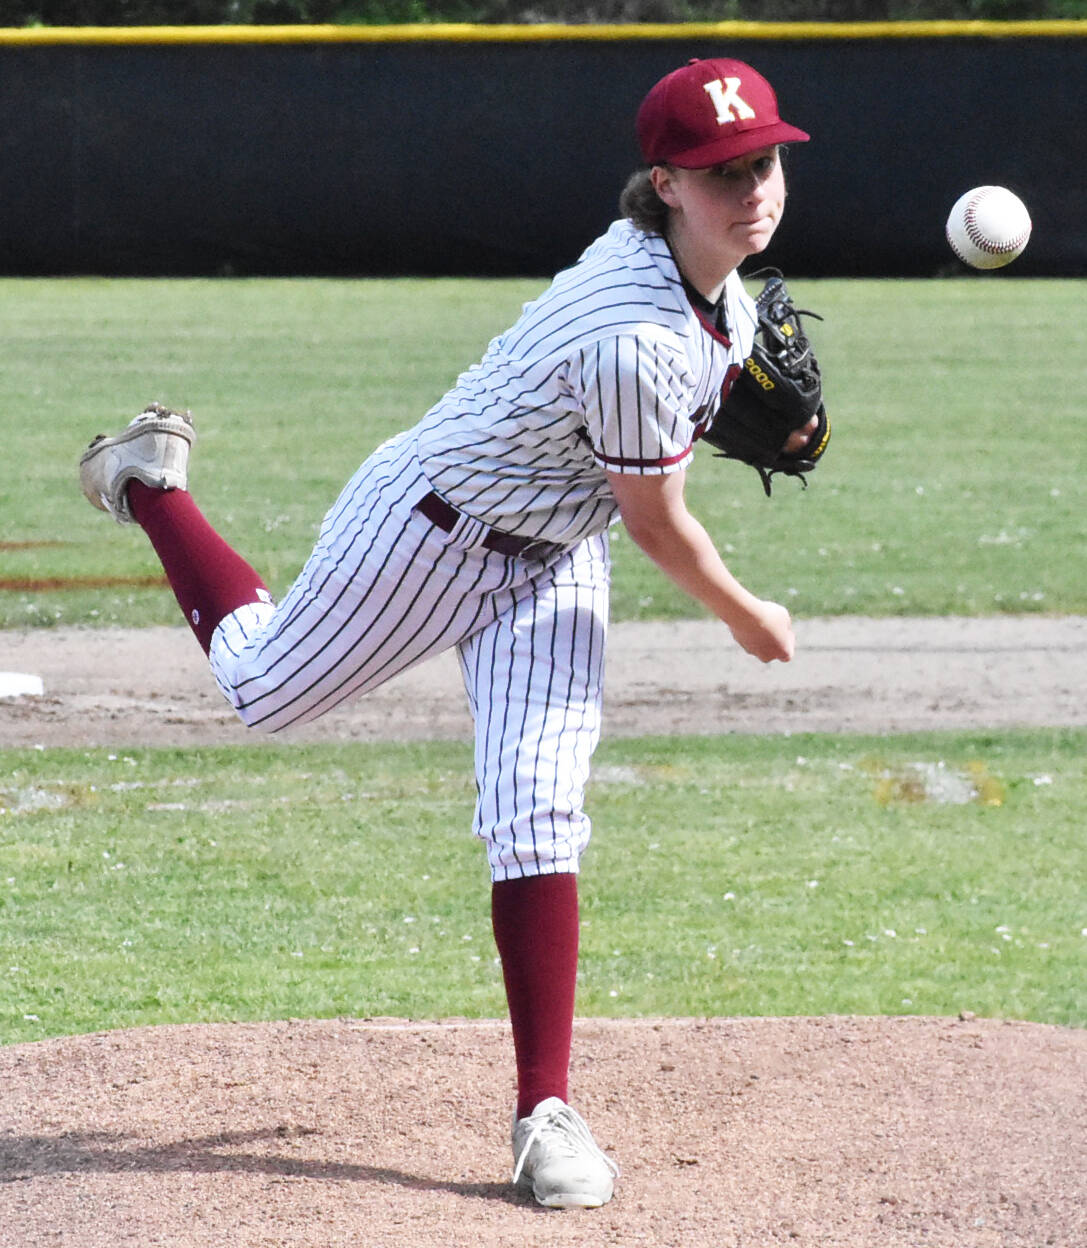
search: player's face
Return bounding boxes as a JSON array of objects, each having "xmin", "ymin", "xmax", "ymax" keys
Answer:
[{"xmin": 653, "ymin": 146, "xmax": 786, "ymax": 275}]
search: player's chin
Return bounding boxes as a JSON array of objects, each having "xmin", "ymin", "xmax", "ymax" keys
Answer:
[{"xmin": 735, "ymin": 220, "xmax": 778, "ymax": 254}]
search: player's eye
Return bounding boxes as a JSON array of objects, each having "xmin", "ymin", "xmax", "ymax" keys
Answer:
[{"xmin": 710, "ymin": 151, "xmax": 778, "ymax": 182}]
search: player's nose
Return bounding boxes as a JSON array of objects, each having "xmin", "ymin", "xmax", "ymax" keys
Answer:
[{"xmin": 739, "ymin": 165, "xmax": 774, "ymax": 198}]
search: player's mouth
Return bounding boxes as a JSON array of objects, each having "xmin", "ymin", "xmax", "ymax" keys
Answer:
[{"xmin": 735, "ymin": 211, "xmax": 779, "ymax": 230}]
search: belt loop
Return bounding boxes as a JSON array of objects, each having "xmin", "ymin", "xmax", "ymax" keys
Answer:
[
  {"xmin": 449, "ymin": 508, "xmax": 489, "ymax": 550},
  {"xmin": 413, "ymin": 489, "xmax": 456, "ymax": 533}
]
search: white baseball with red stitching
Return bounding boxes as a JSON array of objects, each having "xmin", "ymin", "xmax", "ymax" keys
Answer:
[{"xmin": 946, "ymin": 186, "xmax": 1032, "ymax": 270}]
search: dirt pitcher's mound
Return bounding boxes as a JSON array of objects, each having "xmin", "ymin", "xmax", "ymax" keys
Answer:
[{"xmin": 2, "ymin": 1015, "xmax": 1085, "ymax": 1248}]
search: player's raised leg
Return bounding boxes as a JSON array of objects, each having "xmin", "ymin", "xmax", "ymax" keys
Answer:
[
  {"xmin": 79, "ymin": 405, "xmax": 269, "ymax": 654},
  {"xmin": 80, "ymin": 406, "xmax": 543, "ymax": 735}
]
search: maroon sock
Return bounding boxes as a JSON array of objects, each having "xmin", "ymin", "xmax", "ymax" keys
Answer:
[
  {"xmin": 128, "ymin": 482, "xmax": 269, "ymax": 654},
  {"xmin": 492, "ymin": 873, "xmax": 580, "ymax": 1120}
]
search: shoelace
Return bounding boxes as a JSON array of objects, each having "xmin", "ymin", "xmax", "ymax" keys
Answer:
[{"xmin": 511, "ymin": 1103, "xmax": 620, "ymax": 1184}]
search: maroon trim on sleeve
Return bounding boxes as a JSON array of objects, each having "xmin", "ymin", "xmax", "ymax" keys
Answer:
[{"xmin": 595, "ymin": 445, "xmax": 693, "ymax": 469}]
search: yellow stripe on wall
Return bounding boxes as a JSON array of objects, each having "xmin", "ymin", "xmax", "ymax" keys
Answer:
[{"xmin": 1, "ymin": 20, "xmax": 1085, "ymax": 46}]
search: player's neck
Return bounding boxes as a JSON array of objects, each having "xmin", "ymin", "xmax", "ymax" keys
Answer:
[{"xmin": 665, "ymin": 224, "xmax": 740, "ymax": 305}]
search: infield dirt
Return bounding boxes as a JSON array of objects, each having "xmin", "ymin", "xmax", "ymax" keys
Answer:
[{"xmin": 3, "ymin": 614, "xmax": 1086, "ymax": 747}]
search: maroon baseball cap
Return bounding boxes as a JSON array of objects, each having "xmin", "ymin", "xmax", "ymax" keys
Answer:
[{"xmin": 636, "ymin": 58, "xmax": 809, "ymax": 168}]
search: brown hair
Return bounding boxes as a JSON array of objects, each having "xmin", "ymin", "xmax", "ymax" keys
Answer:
[{"xmin": 618, "ymin": 168, "xmax": 669, "ymax": 235}]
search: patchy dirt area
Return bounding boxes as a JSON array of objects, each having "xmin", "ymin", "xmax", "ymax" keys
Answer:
[
  {"xmin": 2, "ymin": 617, "xmax": 1085, "ymax": 1247},
  {"xmin": 3, "ymin": 614, "xmax": 1086, "ymax": 747}
]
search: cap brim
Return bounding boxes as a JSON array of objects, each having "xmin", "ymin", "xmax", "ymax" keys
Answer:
[{"xmin": 667, "ymin": 122, "xmax": 810, "ymax": 169}]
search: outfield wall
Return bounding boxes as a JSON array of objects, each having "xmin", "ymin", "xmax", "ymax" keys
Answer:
[{"xmin": 1, "ymin": 22, "xmax": 1084, "ymax": 277}]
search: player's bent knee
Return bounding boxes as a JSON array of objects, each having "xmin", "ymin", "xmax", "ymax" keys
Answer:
[
  {"xmin": 231, "ymin": 704, "xmax": 282, "ymax": 735},
  {"xmin": 207, "ymin": 602, "xmax": 283, "ymax": 729},
  {"xmin": 212, "ymin": 668, "xmax": 290, "ymax": 734}
]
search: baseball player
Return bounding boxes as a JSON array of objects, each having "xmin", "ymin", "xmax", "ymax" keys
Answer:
[{"xmin": 79, "ymin": 57, "xmax": 823, "ymax": 1208}]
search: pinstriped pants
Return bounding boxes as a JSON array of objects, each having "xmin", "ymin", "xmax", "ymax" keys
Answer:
[{"xmin": 208, "ymin": 431, "xmax": 609, "ymax": 882}]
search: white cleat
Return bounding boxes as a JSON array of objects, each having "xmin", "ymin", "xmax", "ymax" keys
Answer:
[
  {"xmin": 511, "ymin": 1097, "xmax": 619, "ymax": 1208},
  {"xmin": 79, "ymin": 403, "xmax": 195, "ymax": 524}
]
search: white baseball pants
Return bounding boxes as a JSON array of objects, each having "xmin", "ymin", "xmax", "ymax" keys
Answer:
[{"xmin": 208, "ymin": 431, "xmax": 609, "ymax": 881}]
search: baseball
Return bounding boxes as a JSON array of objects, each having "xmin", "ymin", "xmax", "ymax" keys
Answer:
[{"xmin": 945, "ymin": 186, "xmax": 1031, "ymax": 270}]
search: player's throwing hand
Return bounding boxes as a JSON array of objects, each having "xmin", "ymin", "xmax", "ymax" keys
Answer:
[{"xmin": 728, "ymin": 598, "xmax": 797, "ymax": 664}]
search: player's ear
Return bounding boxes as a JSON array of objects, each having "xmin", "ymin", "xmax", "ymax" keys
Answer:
[{"xmin": 650, "ymin": 164, "xmax": 682, "ymax": 208}]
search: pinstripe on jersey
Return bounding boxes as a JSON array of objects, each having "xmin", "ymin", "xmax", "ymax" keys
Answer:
[{"xmin": 415, "ymin": 219, "xmax": 758, "ymax": 547}]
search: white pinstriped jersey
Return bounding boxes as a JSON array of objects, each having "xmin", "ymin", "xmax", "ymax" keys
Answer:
[{"xmin": 414, "ymin": 219, "xmax": 758, "ymax": 548}]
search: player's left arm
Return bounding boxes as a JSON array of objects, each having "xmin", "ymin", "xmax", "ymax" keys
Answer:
[{"xmin": 606, "ymin": 467, "xmax": 794, "ymax": 664}]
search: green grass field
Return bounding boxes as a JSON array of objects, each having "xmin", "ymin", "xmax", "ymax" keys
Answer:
[
  {"xmin": 2, "ymin": 729, "xmax": 1084, "ymax": 1045},
  {"xmin": 2, "ymin": 276, "xmax": 1085, "ymax": 625},
  {"xmin": 1, "ymin": 276, "xmax": 1084, "ymax": 1046}
]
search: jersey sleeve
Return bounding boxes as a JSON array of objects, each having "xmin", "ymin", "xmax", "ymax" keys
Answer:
[{"xmin": 574, "ymin": 333, "xmax": 700, "ymax": 475}]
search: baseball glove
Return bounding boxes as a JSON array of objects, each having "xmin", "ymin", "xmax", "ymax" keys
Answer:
[{"xmin": 702, "ymin": 270, "xmax": 830, "ymax": 497}]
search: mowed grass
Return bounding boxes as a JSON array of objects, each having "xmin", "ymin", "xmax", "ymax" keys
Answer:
[
  {"xmin": 2, "ymin": 277, "xmax": 1084, "ymax": 1047},
  {"xmin": 2, "ymin": 729, "xmax": 1084, "ymax": 1045},
  {"xmin": 1, "ymin": 276, "xmax": 1085, "ymax": 626}
]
